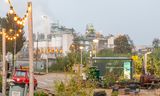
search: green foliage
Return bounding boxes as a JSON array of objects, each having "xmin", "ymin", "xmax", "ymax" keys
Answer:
[
  {"xmin": 98, "ymin": 49, "xmax": 115, "ymax": 57},
  {"xmin": 98, "ymin": 49, "xmax": 131, "ymax": 57},
  {"xmin": 34, "ymin": 91, "xmax": 48, "ymax": 96},
  {"xmin": 49, "ymin": 63, "xmax": 66, "ymax": 72},
  {"xmin": 103, "ymin": 72, "xmax": 119, "ymax": 88},
  {"xmin": 86, "ymin": 66, "xmax": 100, "ymax": 80},
  {"xmin": 133, "ymin": 56, "xmax": 143, "ymax": 74},
  {"xmin": 54, "ymin": 75, "xmax": 95, "ymax": 96},
  {"xmin": 68, "ymin": 43, "xmax": 81, "ymax": 67},
  {"xmin": 67, "ymin": 43, "xmax": 89, "ymax": 68},
  {"xmin": 111, "ymin": 91, "xmax": 118, "ymax": 96},
  {"xmin": 49, "ymin": 57, "xmax": 68, "ymax": 72},
  {"xmin": 148, "ymin": 48, "xmax": 160, "ymax": 77},
  {"xmin": 49, "ymin": 49, "xmax": 89, "ymax": 72},
  {"xmin": 152, "ymin": 38, "xmax": 160, "ymax": 49},
  {"xmin": 114, "ymin": 35, "xmax": 133, "ymax": 54}
]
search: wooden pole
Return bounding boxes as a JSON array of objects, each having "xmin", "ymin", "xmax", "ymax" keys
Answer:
[
  {"xmin": 46, "ymin": 39, "xmax": 49, "ymax": 73},
  {"xmin": 28, "ymin": 2, "xmax": 34, "ymax": 96},
  {"xmin": 36, "ymin": 32, "xmax": 39, "ymax": 72},
  {"xmin": 2, "ymin": 28, "xmax": 6, "ymax": 96}
]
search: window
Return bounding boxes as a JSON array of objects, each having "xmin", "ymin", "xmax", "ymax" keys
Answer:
[{"xmin": 15, "ymin": 71, "xmax": 26, "ymax": 77}]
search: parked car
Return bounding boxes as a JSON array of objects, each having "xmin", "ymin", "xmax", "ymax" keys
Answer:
[{"xmin": 12, "ymin": 69, "xmax": 38, "ymax": 89}]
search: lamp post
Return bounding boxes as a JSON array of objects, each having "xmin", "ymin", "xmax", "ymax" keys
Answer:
[
  {"xmin": 1, "ymin": 18, "xmax": 7, "ymax": 96},
  {"xmin": 42, "ymin": 15, "xmax": 49, "ymax": 73},
  {"xmin": 36, "ymin": 32, "xmax": 39, "ymax": 72},
  {"xmin": 2, "ymin": 28, "xmax": 7, "ymax": 96},
  {"xmin": 93, "ymin": 39, "xmax": 99, "ymax": 62},
  {"xmin": 28, "ymin": 2, "xmax": 34, "ymax": 96},
  {"xmin": 144, "ymin": 51, "xmax": 152, "ymax": 74},
  {"xmin": 90, "ymin": 50, "xmax": 93, "ymax": 66},
  {"xmin": 46, "ymin": 45, "xmax": 49, "ymax": 73},
  {"xmin": 79, "ymin": 46, "xmax": 84, "ymax": 75}
]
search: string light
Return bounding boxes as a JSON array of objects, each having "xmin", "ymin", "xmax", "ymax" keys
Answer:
[
  {"xmin": 14, "ymin": 16, "xmax": 18, "ymax": 21},
  {"xmin": 5, "ymin": 30, "xmax": 21, "ymax": 40},
  {"xmin": 17, "ymin": 20, "xmax": 20, "ymax": 25},
  {"xmin": 19, "ymin": 21, "xmax": 23, "ymax": 25},
  {"xmin": 9, "ymin": 7, "xmax": 14, "ymax": 14},
  {"xmin": 19, "ymin": 29, "xmax": 22, "ymax": 32},
  {"xmin": 28, "ymin": 6, "xmax": 31, "ymax": 11},
  {"xmin": 13, "ymin": 36, "xmax": 16, "ymax": 39},
  {"xmin": 9, "ymin": 29, "xmax": 13, "ymax": 32},
  {"xmin": 16, "ymin": 34, "xmax": 19, "ymax": 37},
  {"xmin": 3, "ymin": 0, "xmax": 30, "ymax": 41},
  {"xmin": 7, "ymin": 0, "xmax": 30, "ymax": 26}
]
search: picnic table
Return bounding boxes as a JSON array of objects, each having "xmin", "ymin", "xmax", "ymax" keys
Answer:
[{"xmin": 124, "ymin": 82, "xmax": 140, "ymax": 95}]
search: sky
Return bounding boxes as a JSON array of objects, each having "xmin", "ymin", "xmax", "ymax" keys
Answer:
[{"xmin": 1, "ymin": 0, "xmax": 160, "ymax": 45}]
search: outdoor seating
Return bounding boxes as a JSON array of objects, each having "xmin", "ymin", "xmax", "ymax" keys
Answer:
[{"xmin": 124, "ymin": 83, "xmax": 140, "ymax": 95}]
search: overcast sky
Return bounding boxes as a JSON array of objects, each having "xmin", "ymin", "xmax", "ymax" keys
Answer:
[{"xmin": 1, "ymin": 0, "xmax": 160, "ymax": 45}]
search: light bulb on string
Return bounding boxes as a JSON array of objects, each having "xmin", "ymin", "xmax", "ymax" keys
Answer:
[
  {"xmin": 9, "ymin": 29, "xmax": 13, "ymax": 32},
  {"xmin": 22, "ymin": 22, "xmax": 25, "ymax": 26},
  {"xmin": 9, "ymin": 7, "xmax": 14, "ymax": 14},
  {"xmin": 5, "ymin": 35, "xmax": 8, "ymax": 38},
  {"xmin": 28, "ymin": 6, "xmax": 31, "ymax": 11},
  {"xmin": 19, "ymin": 21, "xmax": 22, "ymax": 25},
  {"xmin": 14, "ymin": 16, "xmax": 18, "ymax": 21},
  {"xmin": 21, "ymin": 20, "xmax": 25, "ymax": 26},
  {"xmin": 6, "ymin": 0, "xmax": 29, "ymax": 24},
  {"xmin": 17, "ymin": 20, "xmax": 20, "ymax": 25},
  {"xmin": 24, "ymin": 16, "xmax": 27, "ymax": 21},
  {"xmin": 16, "ymin": 34, "xmax": 19, "ymax": 37},
  {"xmin": 26, "ymin": 11, "xmax": 29, "ymax": 17},
  {"xmin": 4, "ymin": 0, "xmax": 29, "ymax": 40},
  {"xmin": 13, "ymin": 36, "xmax": 16, "ymax": 39},
  {"xmin": 19, "ymin": 29, "xmax": 22, "ymax": 32}
]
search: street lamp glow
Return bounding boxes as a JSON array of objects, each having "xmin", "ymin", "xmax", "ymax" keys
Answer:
[
  {"xmin": 79, "ymin": 46, "xmax": 84, "ymax": 50},
  {"xmin": 93, "ymin": 39, "xmax": 99, "ymax": 63},
  {"xmin": 79, "ymin": 46, "xmax": 84, "ymax": 75},
  {"xmin": 93, "ymin": 39, "xmax": 99, "ymax": 43}
]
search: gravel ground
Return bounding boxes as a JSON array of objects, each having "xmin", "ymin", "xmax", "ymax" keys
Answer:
[
  {"xmin": 95, "ymin": 88, "xmax": 160, "ymax": 96},
  {"xmin": 35, "ymin": 73, "xmax": 160, "ymax": 96}
]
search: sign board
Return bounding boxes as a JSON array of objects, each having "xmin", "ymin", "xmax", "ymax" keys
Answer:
[
  {"xmin": 12, "ymin": 91, "xmax": 20, "ymax": 96},
  {"xmin": 124, "ymin": 62, "xmax": 131, "ymax": 79}
]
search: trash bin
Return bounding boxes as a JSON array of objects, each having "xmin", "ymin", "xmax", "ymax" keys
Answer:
[
  {"xmin": 9, "ymin": 83, "xmax": 28, "ymax": 96},
  {"xmin": 95, "ymin": 69, "xmax": 100, "ymax": 79},
  {"xmin": 88, "ymin": 66, "xmax": 100, "ymax": 80}
]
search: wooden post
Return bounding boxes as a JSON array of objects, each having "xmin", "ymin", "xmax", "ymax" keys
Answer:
[
  {"xmin": 2, "ymin": 28, "xmax": 6, "ymax": 96},
  {"xmin": 28, "ymin": 2, "xmax": 34, "ymax": 96},
  {"xmin": 36, "ymin": 32, "xmax": 39, "ymax": 72}
]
